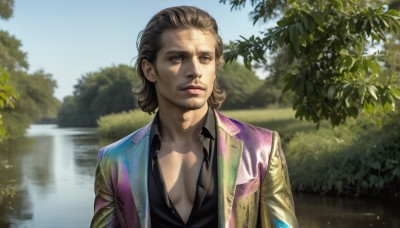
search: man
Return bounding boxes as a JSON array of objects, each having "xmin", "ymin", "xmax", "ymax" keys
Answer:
[{"xmin": 91, "ymin": 6, "xmax": 298, "ymax": 228}]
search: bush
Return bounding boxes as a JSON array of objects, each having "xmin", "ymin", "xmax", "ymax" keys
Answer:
[{"xmin": 286, "ymin": 110, "xmax": 400, "ymax": 198}]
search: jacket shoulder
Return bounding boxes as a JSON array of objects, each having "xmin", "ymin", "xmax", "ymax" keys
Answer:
[
  {"xmin": 97, "ymin": 123, "xmax": 151, "ymax": 161},
  {"xmin": 216, "ymin": 111, "xmax": 274, "ymax": 141}
]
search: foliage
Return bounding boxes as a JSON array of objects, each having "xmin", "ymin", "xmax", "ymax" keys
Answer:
[
  {"xmin": 286, "ymin": 109, "xmax": 400, "ymax": 197},
  {"xmin": 57, "ymin": 64, "xmax": 137, "ymax": 127},
  {"xmin": 0, "ymin": 16, "xmax": 59, "ymax": 140},
  {"xmin": 0, "ymin": 0, "xmax": 14, "ymax": 20},
  {"xmin": 247, "ymin": 46, "xmax": 296, "ymax": 108},
  {"xmin": 222, "ymin": 0, "xmax": 400, "ymax": 127},
  {"xmin": 0, "ymin": 30, "xmax": 29, "ymax": 72},
  {"xmin": 247, "ymin": 75, "xmax": 293, "ymax": 108},
  {"xmin": 0, "ymin": 67, "xmax": 17, "ymax": 142},
  {"xmin": 2, "ymin": 70, "xmax": 60, "ymax": 138},
  {"xmin": 220, "ymin": 0, "xmax": 288, "ymax": 22},
  {"xmin": 217, "ymin": 61, "xmax": 262, "ymax": 109}
]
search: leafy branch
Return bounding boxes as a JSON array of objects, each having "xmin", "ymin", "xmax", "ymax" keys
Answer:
[{"xmin": 223, "ymin": 0, "xmax": 400, "ymax": 126}]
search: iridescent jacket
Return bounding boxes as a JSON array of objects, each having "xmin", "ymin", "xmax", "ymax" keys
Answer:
[{"xmin": 91, "ymin": 111, "xmax": 299, "ymax": 228}]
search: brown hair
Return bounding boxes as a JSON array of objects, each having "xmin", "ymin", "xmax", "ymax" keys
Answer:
[{"xmin": 134, "ymin": 6, "xmax": 225, "ymax": 114}]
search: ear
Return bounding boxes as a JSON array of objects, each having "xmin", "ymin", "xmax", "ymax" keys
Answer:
[{"xmin": 141, "ymin": 59, "xmax": 157, "ymax": 83}]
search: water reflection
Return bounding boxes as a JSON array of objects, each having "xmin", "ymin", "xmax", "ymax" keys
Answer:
[
  {"xmin": 0, "ymin": 125, "xmax": 399, "ymax": 227},
  {"xmin": 295, "ymin": 193, "xmax": 400, "ymax": 227},
  {"xmin": 0, "ymin": 125, "xmax": 99, "ymax": 227}
]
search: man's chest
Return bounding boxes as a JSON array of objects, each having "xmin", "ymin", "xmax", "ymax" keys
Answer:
[{"xmin": 157, "ymin": 146, "xmax": 204, "ymax": 203}]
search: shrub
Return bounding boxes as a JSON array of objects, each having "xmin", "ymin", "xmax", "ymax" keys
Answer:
[{"xmin": 286, "ymin": 110, "xmax": 400, "ymax": 197}]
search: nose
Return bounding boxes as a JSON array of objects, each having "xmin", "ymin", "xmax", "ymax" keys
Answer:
[{"xmin": 186, "ymin": 58, "xmax": 202, "ymax": 78}]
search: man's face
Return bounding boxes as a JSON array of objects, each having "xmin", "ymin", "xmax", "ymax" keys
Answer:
[{"xmin": 142, "ymin": 28, "xmax": 217, "ymax": 112}]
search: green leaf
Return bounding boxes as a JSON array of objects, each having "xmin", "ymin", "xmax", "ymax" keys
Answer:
[
  {"xmin": 389, "ymin": 19, "xmax": 399, "ymax": 34},
  {"xmin": 328, "ymin": 85, "xmax": 336, "ymax": 100},
  {"xmin": 345, "ymin": 96, "xmax": 352, "ymax": 108},
  {"xmin": 367, "ymin": 85, "xmax": 378, "ymax": 100},
  {"xmin": 341, "ymin": 83, "xmax": 352, "ymax": 98},
  {"xmin": 307, "ymin": 33, "xmax": 314, "ymax": 44},
  {"xmin": 370, "ymin": 32, "xmax": 381, "ymax": 43},
  {"xmin": 366, "ymin": 20, "xmax": 372, "ymax": 35},
  {"xmin": 345, "ymin": 56, "xmax": 355, "ymax": 70},
  {"xmin": 347, "ymin": 106, "xmax": 359, "ymax": 118},
  {"xmin": 310, "ymin": 11, "xmax": 324, "ymax": 26},
  {"xmin": 303, "ymin": 15, "xmax": 315, "ymax": 32},
  {"xmin": 277, "ymin": 19, "xmax": 290, "ymax": 27},
  {"xmin": 290, "ymin": 25, "xmax": 300, "ymax": 55},
  {"xmin": 389, "ymin": 87, "xmax": 400, "ymax": 100},
  {"xmin": 358, "ymin": 84, "xmax": 366, "ymax": 104},
  {"xmin": 381, "ymin": 18, "xmax": 389, "ymax": 28},
  {"xmin": 364, "ymin": 102, "xmax": 375, "ymax": 114},
  {"xmin": 365, "ymin": 60, "xmax": 380, "ymax": 74},
  {"xmin": 386, "ymin": 9, "xmax": 400, "ymax": 17},
  {"xmin": 362, "ymin": 60, "xmax": 369, "ymax": 73},
  {"xmin": 383, "ymin": 93, "xmax": 396, "ymax": 112}
]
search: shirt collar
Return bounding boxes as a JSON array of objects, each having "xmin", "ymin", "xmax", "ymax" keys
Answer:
[
  {"xmin": 150, "ymin": 106, "xmax": 216, "ymax": 158},
  {"xmin": 201, "ymin": 106, "xmax": 216, "ymax": 140}
]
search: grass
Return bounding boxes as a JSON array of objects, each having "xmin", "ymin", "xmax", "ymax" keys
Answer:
[
  {"xmin": 220, "ymin": 108, "xmax": 322, "ymax": 139},
  {"xmin": 97, "ymin": 110, "xmax": 154, "ymax": 140},
  {"xmin": 97, "ymin": 107, "xmax": 321, "ymax": 141}
]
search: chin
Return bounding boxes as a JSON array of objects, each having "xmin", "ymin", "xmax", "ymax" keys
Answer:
[{"xmin": 179, "ymin": 100, "xmax": 208, "ymax": 110}]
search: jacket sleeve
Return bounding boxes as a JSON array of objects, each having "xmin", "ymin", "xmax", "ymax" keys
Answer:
[
  {"xmin": 259, "ymin": 132, "xmax": 299, "ymax": 228},
  {"xmin": 90, "ymin": 154, "xmax": 120, "ymax": 228}
]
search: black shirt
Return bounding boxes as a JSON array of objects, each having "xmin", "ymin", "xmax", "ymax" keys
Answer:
[{"xmin": 148, "ymin": 107, "xmax": 218, "ymax": 227}]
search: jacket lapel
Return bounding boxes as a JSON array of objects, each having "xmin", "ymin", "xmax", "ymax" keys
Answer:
[
  {"xmin": 215, "ymin": 112, "xmax": 243, "ymax": 227},
  {"xmin": 127, "ymin": 113, "xmax": 243, "ymax": 227},
  {"xmin": 128, "ymin": 122, "xmax": 152, "ymax": 228}
]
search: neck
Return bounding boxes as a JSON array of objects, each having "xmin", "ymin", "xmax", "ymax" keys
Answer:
[{"xmin": 158, "ymin": 105, "xmax": 209, "ymax": 142}]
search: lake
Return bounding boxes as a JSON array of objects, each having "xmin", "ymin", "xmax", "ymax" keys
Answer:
[{"xmin": 0, "ymin": 124, "xmax": 399, "ymax": 227}]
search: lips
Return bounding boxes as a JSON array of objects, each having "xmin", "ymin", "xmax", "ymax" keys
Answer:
[
  {"xmin": 181, "ymin": 84, "xmax": 206, "ymax": 95},
  {"xmin": 182, "ymin": 85, "xmax": 205, "ymax": 90}
]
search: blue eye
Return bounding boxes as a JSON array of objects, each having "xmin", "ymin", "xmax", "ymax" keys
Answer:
[
  {"xmin": 170, "ymin": 55, "xmax": 185, "ymax": 63},
  {"xmin": 199, "ymin": 56, "xmax": 212, "ymax": 64}
]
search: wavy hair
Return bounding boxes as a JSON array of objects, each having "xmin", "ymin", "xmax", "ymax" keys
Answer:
[{"xmin": 134, "ymin": 6, "xmax": 225, "ymax": 114}]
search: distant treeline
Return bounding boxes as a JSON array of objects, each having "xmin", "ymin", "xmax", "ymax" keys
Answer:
[{"xmin": 57, "ymin": 62, "xmax": 293, "ymax": 128}]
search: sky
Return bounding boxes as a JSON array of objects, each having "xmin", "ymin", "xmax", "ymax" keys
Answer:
[{"xmin": 0, "ymin": 0, "xmax": 268, "ymax": 100}]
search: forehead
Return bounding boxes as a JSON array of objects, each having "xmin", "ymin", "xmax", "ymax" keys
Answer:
[{"xmin": 158, "ymin": 28, "xmax": 217, "ymax": 53}]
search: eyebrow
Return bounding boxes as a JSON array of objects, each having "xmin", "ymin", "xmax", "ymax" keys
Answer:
[{"xmin": 163, "ymin": 49, "xmax": 215, "ymax": 56}]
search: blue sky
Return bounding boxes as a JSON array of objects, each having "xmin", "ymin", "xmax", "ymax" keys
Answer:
[{"xmin": 0, "ymin": 0, "xmax": 268, "ymax": 100}]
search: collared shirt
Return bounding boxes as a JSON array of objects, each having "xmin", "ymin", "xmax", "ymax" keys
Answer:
[{"xmin": 148, "ymin": 107, "xmax": 218, "ymax": 227}]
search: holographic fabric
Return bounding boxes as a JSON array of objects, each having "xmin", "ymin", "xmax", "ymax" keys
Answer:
[{"xmin": 91, "ymin": 111, "xmax": 298, "ymax": 228}]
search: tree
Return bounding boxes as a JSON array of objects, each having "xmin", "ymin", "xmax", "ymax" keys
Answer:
[
  {"xmin": 217, "ymin": 61, "xmax": 262, "ymax": 109},
  {"xmin": 0, "ymin": 0, "xmax": 14, "ymax": 20},
  {"xmin": 0, "ymin": 31, "xmax": 29, "ymax": 72},
  {"xmin": 0, "ymin": 67, "xmax": 17, "ymax": 142},
  {"xmin": 57, "ymin": 64, "xmax": 137, "ymax": 127},
  {"xmin": 222, "ymin": 0, "xmax": 400, "ymax": 126},
  {"xmin": 247, "ymin": 76, "xmax": 293, "ymax": 108},
  {"xmin": 2, "ymin": 70, "xmax": 60, "ymax": 138}
]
